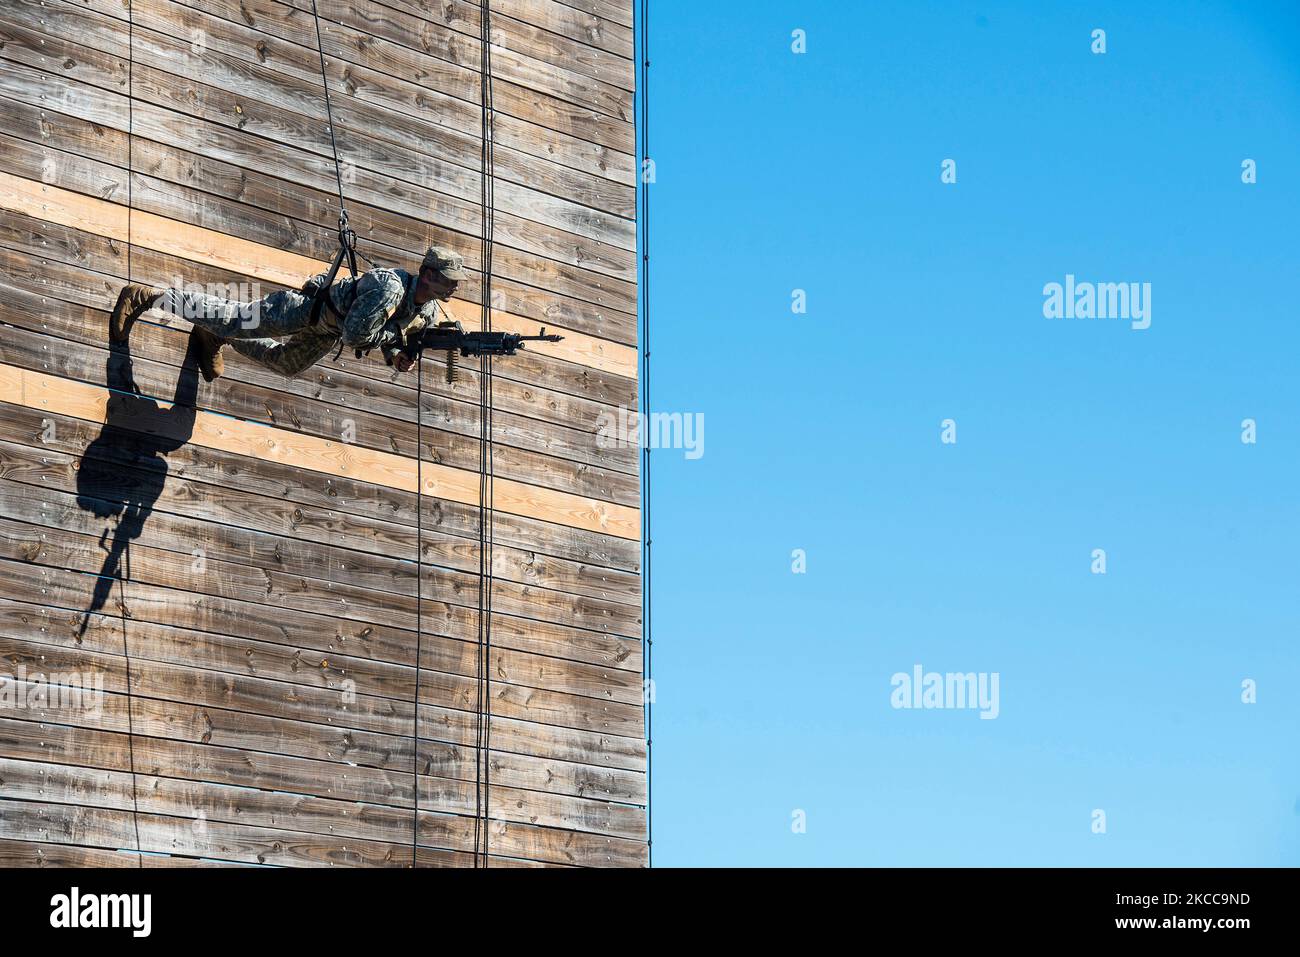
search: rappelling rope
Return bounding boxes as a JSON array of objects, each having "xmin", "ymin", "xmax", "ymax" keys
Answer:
[
  {"xmin": 304, "ymin": 0, "xmax": 425, "ymax": 866},
  {"xmin": 303, "ymin": 0, "xmax": 495, "ymax": 869},
  {"xmin": 308, "ymin": 0, "xmax": 350, "ymax": 231},
  {"xmin": 121, "ymin": 0, "xmax": 144, "ymax": 869},
  {"xmin": 412, "ymin": 355, "xmax": 425, "ymax": 865},
  {"xmin": 472, "ymin": 0, "xmax": 497, "ymax": 871}
]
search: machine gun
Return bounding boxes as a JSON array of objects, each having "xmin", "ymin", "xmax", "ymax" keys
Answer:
[{"xmin": 400, "ymin": 319, "xmax": 563, "ymax": 383}]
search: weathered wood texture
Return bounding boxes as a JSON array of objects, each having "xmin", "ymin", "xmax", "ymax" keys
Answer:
[{"xmin": 0, "ymin": 0, "xmax": 644, "ymax": 867}]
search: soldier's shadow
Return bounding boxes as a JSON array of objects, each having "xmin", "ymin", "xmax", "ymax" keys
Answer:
[{"xmin": 75, "ymin": 337, "xmax": 200, "ymax": 634}]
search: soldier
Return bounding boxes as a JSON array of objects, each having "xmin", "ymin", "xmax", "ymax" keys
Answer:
[{"xmin": 107, "ymin": 246, "xmax": 467, "ymax": 382}]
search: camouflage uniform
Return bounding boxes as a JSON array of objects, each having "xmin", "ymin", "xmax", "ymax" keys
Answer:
[
  {"xmin": 157, "ymin": 248, "xmax": 466, "ymax": 378},
  {"xmin": 158, "ymin": 269, "xmax": 429, "ymax": 377}
]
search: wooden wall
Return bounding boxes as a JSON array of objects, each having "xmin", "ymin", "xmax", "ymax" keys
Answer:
[{"xmin": 0, "ymin": 0, "xmax": 644, "ymax": 867}]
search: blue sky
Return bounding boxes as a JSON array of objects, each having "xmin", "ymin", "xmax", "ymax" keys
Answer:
[{"xmin": 643, "ymin": 0, "xmax": 1300, "ymax": 866}]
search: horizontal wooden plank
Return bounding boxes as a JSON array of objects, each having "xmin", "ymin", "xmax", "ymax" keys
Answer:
[
  {"xmin": 0, "ymin": 304, "xmax": 641, "ymax": 508},
  {"xmin": 12, "ymin": 0, "xmax": 636, "ymax": 207},
  {"xmin": 552, "ymin": 0, "xmax": 634, "ymax": 31},
  {"xmin": 0, "ymin": 170, "xmax": 638, "ymax": 378},
  {"xmin": 0, "ymin": 479, "xmax": 643, "ymax": 687},
  {"xmin": 0, "ymin": 206, "xmax": 637, "ymax": 444},
  {"xmin": 0, "ymin": 675, "xmax": 646, "ymax": 839},
  {"xmin": 278, "ymin": 0, "xmax": 636, "ymax": 115},
  {"xmin": 144, "ymin": 0, "xmax": 636, "ymax": 128},
  {"xmin": 0, "ymin": 484, "xmax": 638, "ymax": 642},
  {"xmin": 0, "ymin": 792, "xmax": 642, "ymax": 866},
  {"xmin": 0, "ymin": 402, "xmax": 642, "ymax": 638},
  {"xmin": 0, "ymin": 686, "xmax": 642, "ymax": 858},
  {"xmin": 0, "ymin": 414, "xmax": 640, "ymax": 610},
  {"xmin": 470, "ymin": 0, "xmax": 634, "ymax": 58},
  {"xmin": 0, "ymin": 715, "xmax": 646, "ymax": 854},
  {"xmin": 0, "ymin": 400, "xmax": 644, "ymax": 647},
  {"xmin": 0, "ymin": 836, "xmax": 142, "ymax": 866},
  {"xmin": 0, "ymin": 360, "xmax": 640, "ymax": 538},
  {"xmin": 0, "ymin": 662, "xmax": 645, "ymax": 801},
  {"xmin": 178, "ymin": 0, "xmax": 634, "ymax": 141},
  {"xmin": 197, "ymin": 0, "xmax": 635, "ymax": 147},
  {"xmin": 0, "ymin": 89, "xmax": 636, "ymax": 311},
  {"xmin": 129, "ymin": 695, "xmax": 646, "ymax": 801},
  {"xmin": 128, "ymin": 245, "xmax": 638, "ymax": 410},
  {"xmin": 0, "ymin": 82, "xmax": 638, "ymax": 350},
  {"xmin": 0, "ymin": 556, "xmax": 644, "ymax": 741},
  {"xmin": 0, "ymin": 545, "xmax": 637, "ymax": 724}
]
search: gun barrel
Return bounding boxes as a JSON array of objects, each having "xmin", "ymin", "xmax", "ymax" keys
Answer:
[{"xmin": 406, "ymin": 324, "xmax": 563, "ymax": 362}]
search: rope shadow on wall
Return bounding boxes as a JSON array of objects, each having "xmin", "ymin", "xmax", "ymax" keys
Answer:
[{"xmin": 74, "ymin": 337, "xmax": 200, "ymax": 635}]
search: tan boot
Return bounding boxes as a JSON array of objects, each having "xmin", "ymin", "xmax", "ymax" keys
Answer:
[
  {"xmin": 109, "ymin": 283, "xmax": 162, "ymax": 342},
  {"xmin": 190, "ymin": 326, "xmax": 227, "ymax": 382}
]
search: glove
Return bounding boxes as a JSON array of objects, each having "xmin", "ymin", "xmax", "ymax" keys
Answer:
[{"xmin": 300, "ymin": 271, "xmax": 328, "ymax": 299}]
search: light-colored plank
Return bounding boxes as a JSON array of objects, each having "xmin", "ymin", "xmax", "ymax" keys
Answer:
[
  {"xmin": 0, "ymin": 171, "xmax": 638, "ymax": 378},
  {"xmin": 0, "ymin": 360, "xmax": 639, "ymax": 539}
]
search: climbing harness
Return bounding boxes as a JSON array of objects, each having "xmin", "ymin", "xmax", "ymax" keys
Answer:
[
  {"xmin": 306, "ymin": 0, "xmax": 362, "ymax": 362},
  {"xmin": 307, "ymin": 216, "xmax": 358, "ymax": 329}
]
